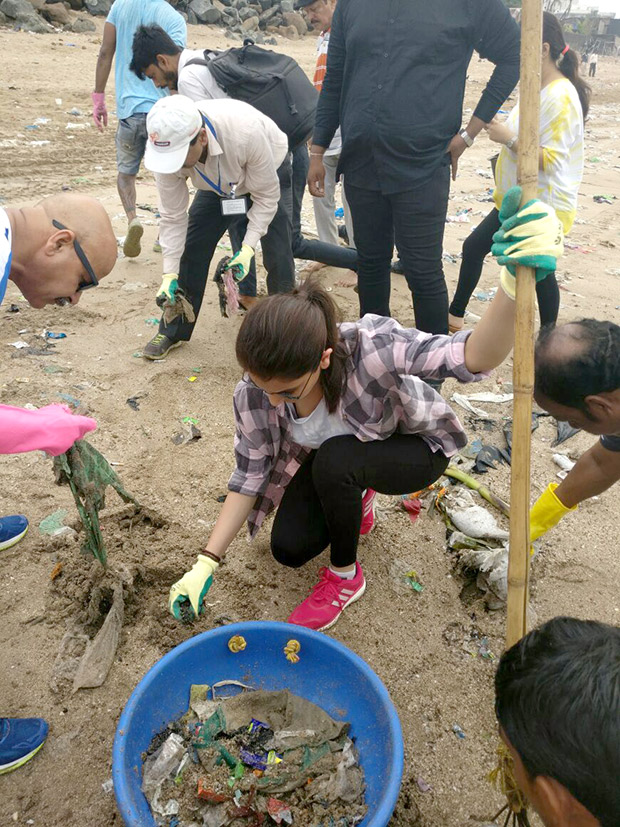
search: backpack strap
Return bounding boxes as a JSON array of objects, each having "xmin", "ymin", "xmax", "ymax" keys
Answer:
[{"xmin": 183, "ymin": 49, "xmax": 218, "ymax": 69}]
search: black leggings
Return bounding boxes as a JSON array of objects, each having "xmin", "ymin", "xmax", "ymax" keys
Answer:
[
  {"xmin": 448, "ymin": 208, "xmax": 560, "ymax": 327},
  {"xmin": 270, "ymin": 433, "xmax": 449, "ymax": 569}
]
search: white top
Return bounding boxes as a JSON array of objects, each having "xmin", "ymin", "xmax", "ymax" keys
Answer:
[
  {"xmin": 155, "ymin": 98, "xmax": 289, "ymax": 273},
  {"xmin": 287, "ymin": 398, "xmax": 355, "ymax": 450},
  {"xmin": 0, "ymin": 207, "xmax": 11, "ymax": 305},
  {"xmin": 494, "ymin": 78, "xmax": 584, "ymax": 234},
  {"xmin": 590, "ymin": 52, "xmax": 598, "ymax": 64},
  {"xmin": 177, "ymin": 49, "xmax": 229, "ymax": 102}
]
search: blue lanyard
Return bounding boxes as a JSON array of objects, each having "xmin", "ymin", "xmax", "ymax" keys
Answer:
[{"xmin": 194, "ymin": 115, "xmax": 231, "ymax": 197}]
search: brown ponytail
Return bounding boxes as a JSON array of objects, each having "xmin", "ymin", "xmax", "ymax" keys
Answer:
[
  {"xmin": 543, "ymin": 11, "xmax": 591, "ymax": 120},
  {"xmin": 235, "ymin": 277, "xmax": 349, "ymax": 413}
]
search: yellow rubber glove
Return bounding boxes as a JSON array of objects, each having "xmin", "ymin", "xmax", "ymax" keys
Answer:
[
  {"xmin": 530, "ymin": 483, "xmax": 577, "ymax": 544},
  {"xmin": 169, "ymin": 554, "xmax": 219, "ymax": 620},
  {"xmin": 156, "ymin": 274, "xmax": 179, "ymax": 308},
  {"xmin": 224, "ymin": 244, "xmax": 254, "ymax": 283}
]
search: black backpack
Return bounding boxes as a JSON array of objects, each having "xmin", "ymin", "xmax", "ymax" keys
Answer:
[{"xmin": 184, "ymin": 40, "xmax": 318, "ymax": 150}]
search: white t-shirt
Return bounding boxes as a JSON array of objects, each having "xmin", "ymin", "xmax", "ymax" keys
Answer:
[
  {"xmin": 0, "ymin": 206, "xmax": 12, "ymax": 306},
  {"xmin": 177, "ymin": 49, "xmax": 229, "ymax": 102},
  {"xmin": 494, "ymin": 78, "xmax": 584, "ymax": 234},
  {"xmin": 287, "ymin": 398, "xmax": 354, "ymax": 449}
]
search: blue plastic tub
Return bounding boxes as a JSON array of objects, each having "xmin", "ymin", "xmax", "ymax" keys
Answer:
[{"xmin": 113, "ymin": 621, "xmax": 403, "ymax": 826}]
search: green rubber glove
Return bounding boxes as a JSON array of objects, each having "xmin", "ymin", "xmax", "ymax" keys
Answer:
[
  {"xmin": 224, "ymin": 244, "xmax": 254, "ymax": 283},
  {"xmin": 156, "ymin": 273, "xmax": 179, "ymax": 308},
  {"xmin": 169, "ymin": 554, "xmax": 219, "ymax": 620},
  {"xmin": 530, "ymin": 483, "xmax": 577, "ymax": 544}
]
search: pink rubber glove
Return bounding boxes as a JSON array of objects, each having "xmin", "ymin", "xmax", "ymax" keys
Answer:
[
  {"xmin": 92, "ymin": 91, "xmax": 108, "ymax": 131},
  {"xmin": 0, "ymin": 404, "xmax": 96, "ymax": 456}
]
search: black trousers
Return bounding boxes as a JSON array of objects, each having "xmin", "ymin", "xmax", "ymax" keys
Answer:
[
  {"xmin": 160, "ymin": 157, "xmax": 294, "ymax": 342},
  {"xmin": 448, "ymin": 207, "xmax": 560, "ymax": 327},
  {"xmin": 271, "ymin": 433, "xmax": 449, "ymax": 569},
  {"xmin": 291, "ymin": 144, "xmax": 358, "ymax": 271},
  {"xmin": 589, "ymin": 62, "xmax": 596, "ymax": 77},
  {"xmin": 344, "ymin": 160, "xmax": 451, "ymax": 333}
]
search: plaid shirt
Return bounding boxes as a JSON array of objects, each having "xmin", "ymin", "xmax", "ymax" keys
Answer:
[{"xmin": 229, "ymin": 315, "xmax": 487, "ymax": 538}]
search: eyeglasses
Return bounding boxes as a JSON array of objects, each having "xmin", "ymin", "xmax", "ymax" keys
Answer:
[
  {"xmin": 246, "ymin": 361, "xmax": 321, "ymax": 401},
  {"xmin": 52, "ymin": 219, "xmax": 99, "ymax": 292}
]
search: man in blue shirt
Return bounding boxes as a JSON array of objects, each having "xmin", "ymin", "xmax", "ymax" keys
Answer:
[{"xmin": 92, "ymin": 0, "xmax": 186, "ymax": 258}]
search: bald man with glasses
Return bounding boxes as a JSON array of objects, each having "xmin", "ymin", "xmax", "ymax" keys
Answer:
[{"xmin": 0, "ymin": 192, "xmax": 117, "ymax": 776}]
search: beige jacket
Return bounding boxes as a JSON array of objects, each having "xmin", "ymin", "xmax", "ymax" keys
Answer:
[{"xmin": 156, "ymin": 98, "xmax": 289, "ymax": 274}]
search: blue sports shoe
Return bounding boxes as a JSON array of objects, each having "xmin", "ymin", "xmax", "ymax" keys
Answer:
[
  {"xmin": 0, "ymin": 515, "xmax": 29, "ymax": 551},
  {"xmin": 0, "ymin": 718, "xmax": 48, "ymax": 774}
]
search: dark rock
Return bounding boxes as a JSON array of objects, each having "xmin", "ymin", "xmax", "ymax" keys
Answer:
[
  {"xmin": 188, "ymin": 0, "xmax": 221, "ymax": 24},
  {"xmin": 69, "ymin": 13, "xmax": 94, "ymax": 30},
  {"xmin": 238, "ymin": 5, "xmax": 255, "ymax": 20},
  {"xmin": 258, "ymin": 0, "xmax": 273, "ymax": 9},
  {"xmin": 0, "ymin": 8, "xmax": 8, "ymax": 22},
  {"xmin": 282, "ymin": 10, "xmax": 306, "ymax": 35},
  {"xmin": 279, "ymin": 0, "xmax": 294, "ymax": 10},
  {"xmin": 83, "ymin": 0, "xmax": 112, "ymax": 14},
  {"xmin": 258, "ymin": 4, "xmax": 277, "ymax": 24},
  {"xmin": 65, "ymin": 0, "xmax": 84, "ymax": 9},
  {"xmin": 16, "ymin": 12, "xmax": 53, "ymax": 31},
  {"xmin": 240, "ymin": 13, "xmax": 257, "ymax": 30},
  {"xmin": 186, "ymin": 6, "xmax": 197, "ymax": 23},
  {"xmin": 42, "ymin": 1, "xmax": 71, "ymax": 23},
  {"xmin": 0, "ymin": 0, "xmax": 36, "ymax": 17}
]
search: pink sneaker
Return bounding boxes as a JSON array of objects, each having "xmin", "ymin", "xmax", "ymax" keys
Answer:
[
  {"xmin": 360, "ymin": 488, "xmax": 377, "ymax": 536},
  {"xmin": 287, "ymin": 564, "xmax": 366, "ymax": 632}
]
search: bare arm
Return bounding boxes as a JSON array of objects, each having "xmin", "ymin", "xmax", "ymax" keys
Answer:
[
  {"xmin": 95, "ymin": 22, "xmax": 116, "ymax": 93},
  {"xmin": 554, "ymin": 441, "xmax": 620, "ymax": 509},
  {"xmin": 464, "ymin": 287, "xmax": 516, "ymax": 374},
  {"xmin": 205, "ymin": 491, "xmax": 257, "ymax": 559}
]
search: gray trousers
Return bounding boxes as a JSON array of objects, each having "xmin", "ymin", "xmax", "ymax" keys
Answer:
[{"xmin": 312, "ymin": 152, "xmax": 355, "ymax": 250}]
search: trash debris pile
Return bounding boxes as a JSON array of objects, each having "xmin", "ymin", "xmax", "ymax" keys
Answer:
[{"xmin": 142, "ymin": 684, "xmax": 367, "ymax": 827}]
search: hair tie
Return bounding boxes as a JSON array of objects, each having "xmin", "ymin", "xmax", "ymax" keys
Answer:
[{"xmin": 561, "ymin": 45, "xmax": 569, "ymax": 57}]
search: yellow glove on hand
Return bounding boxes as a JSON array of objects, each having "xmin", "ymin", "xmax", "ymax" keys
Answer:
[
  {"xmin": 156, "ymin": 273, "xmax": 179, "ymax": 308},
  {"xmin": 224, "ymin": 244, "xmax": 254, "ymax": 283},
  {"xmin": 530, "ymin": 483, "xmax": 577, "ymax": 544},
  {"xmin": 169, "ymin": 554, "xmax": 219, "ymax": 620}
]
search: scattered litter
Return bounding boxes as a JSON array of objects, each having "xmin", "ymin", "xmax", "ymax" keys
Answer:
[
  {"xmin": 552, "ymin": 453, "xmax": 575, "ymax": 479},
  {"xmin": 404, "ymin": 570, "xmax": 424, "ymax": 593},
  {"xmin": 472, "ymin": 287, "xmax": 497, "ymax": 302},
  {"xmin": 451, "ymin": 393, "xmax": 493, "ymax": 420},
  {"xmin": 30, "ymin": 140, "xmax": 51, "ymax": 147},
  {"xmin": 446, "ymin": 212, "xmax": 471, "ymax": 224},
  {"xmin": 50, "ymin": 562, "xmax": 64, "ymax": 581},
  {"xmin": 102, "ymin": 778, "xmax": 114, "ymax": 794},
  {"xmin": 552, "ymin": 420, "xmax": 580, "ymax": 447},
  {"xmin": 9, "ymin": 341, "xmax": 29, "ymax": 349},
  {"xmin": 593, "ymin": 194, "xmax": 616, "ymax": 204},
  {"xmin": 66, "ymin": 122, "xmax": 90, "ymax": 130},
  {"xmin": 475, "ymin": 169, "xmax": 493, "ymax": 179},
  {"xmin": 442, "ymin": 252, "xmax": 459, "ymax": 264},
  {"xmin": 39, "ymin": 509, "xmax": 69, "ymax": 536},
  {"xmin": 145, "ymin": 318, "xmax": 160, "ymax": 325},
  {"xmin": 452, "ymin": 724, "xmax": 466, "ymax": 739},
  {"xmin": 446, "ymin": 500, "xmax": 509, "ymax": 541},
  {"xmin": 416, "ymin": 776, "xmax": 432, "ymax": 793},
  {"xmin": 121, "ymin": 282, "xmax": 149, "ymax": 292},
  {"xmin": 25, "ymin": 124, "xmax": 40, "ymax": 130},
  {"xmin": 401, "ymin": 495, "xmax": 421, "ymax": 524},
  {"xmin": 72, "ymin": 582, "xmax": 124, "ymax": 692},
  {"xmin": 142, "ymin": 688, "xmax": 367, "ymax": 826},
  {"xmin": 466, "ymin": 392, "xmax": 512, "ymax": 404},
  {"xmin": 6, "ymin": 304, "xmax": 20, "ymax": 313},
  {"xmin": 55, "ymin": 98, "xmax": 62, "ymax": 105},
  {"xmin": 126, "ymin": 394, "xmax": 146, "ymax": 411},
  {"xmin": 172, "ymin": 421, "xmax": 202, "ymax": 445},
  {"xmin": 34, "ymin": 117, "xmax": 50, "ymax": 125},
  {"xmin": 334, "ymin": 206, "xmax": 344, "ymax": 219},
  {"xmin": 472, "ymin": 444, "xmax": 510, "ymax": 473},
  {"xmin": 45, "ymin": 331, "xmax": 67, "ymax": 340},
  {"xmin": 67, "ymin": 107, "xmax": 82, "ymax": 116},
  {"xmin": 390, "ymin": 559, "xmax": 424, "ymax": 595}
]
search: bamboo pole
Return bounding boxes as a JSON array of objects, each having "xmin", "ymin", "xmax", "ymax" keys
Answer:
[{"xmin": 505, "ymin": 0, "xmax": 543, "ymax": 649}]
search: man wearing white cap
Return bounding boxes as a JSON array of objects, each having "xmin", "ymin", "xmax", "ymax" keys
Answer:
[{"xmin": 142, "ymin": 94, "xmax": 294, "ymax": 360}]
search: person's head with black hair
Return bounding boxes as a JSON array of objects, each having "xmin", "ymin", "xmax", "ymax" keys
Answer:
[
  {"xmin": 534, "ymin": 319, "xmax": 620, "ymax": 435},
  {"xmin": 130, "ymin": 25, "xmax": 182, "ymax": 90},
  {"xmin": 542, "ymin": 12, "xmax": 591, "ymax": 120},
  {"xmin": 496, "ymin": 616, "xmax": 620, "ymax": 827}
]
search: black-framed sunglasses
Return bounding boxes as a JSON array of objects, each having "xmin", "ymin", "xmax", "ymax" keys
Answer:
[
  {"xmin": 52, "ymin": 219, "xmax": 99, "ymax": 292},
  {"xmin": 246, "ymin": 354, "xmax": 323, "ymax": 401}
]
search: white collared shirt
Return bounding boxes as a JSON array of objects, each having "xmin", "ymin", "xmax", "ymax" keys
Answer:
[{"xmin": 155, "ymin": 98, "xmax": 289, "ymax": 274}]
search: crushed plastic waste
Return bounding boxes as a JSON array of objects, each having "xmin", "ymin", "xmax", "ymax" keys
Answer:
[
  {"xmin": 472, "ymin": 445, "xmax": 510, "ymax": 474},
  {"xmin": 334, "ymin": 207, "xmax": 344, "ymax": 219},
  {"xmin": 44, "ymin": 331, "xmax": 67, "ymax": 339},
  {"xmin": 401, "ymin": 495, "xmax": 421, "ymax": 524},
  {"xmin": 172, "ymin": 421, "xmax": 203, "ymax": 445},
  {"xmin": 593, "ymin": 194, "xmax": 616, "ymax": 204},
  {"xmin": 126, "ymin": 396, "xmax": 144, "ymax": 411},
  {"xmin": 53, "ymin": 439, "xmax": 140, "ymax": 566},
  {"xmin": 552, "ymin": 420, "xmax": 581, "ymax": 447},
  {"xmin": 416, "ymin": 776, "xmax": 432, "ymax": 793},
  {"xmin": 142, "ymin": 688, "xmax": 367, "ymax": 827},
  {"xmin": 552, "ymin": 453, "xmax": 575, "ymax": 480},
  {"xmin": 213, "ymin": 256, "xmax": 240, "ymax": 318},
  {"xmin": 472, "ymin": 287, "xmax": 496, "ymax": 302},
  {"xmin": 39, "ymin": 508, "xmax": 69, "ymax": 535},
  {"xmin": 452, "ymin": 724, "xmax": 466, "ymax": 739}
]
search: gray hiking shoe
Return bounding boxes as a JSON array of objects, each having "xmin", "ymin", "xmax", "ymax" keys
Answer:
[
  {"xmin": 123, "ymin": 219, "xmax": 144, "ymax": 258},
  {"xmin": 142, "ymin": 333, "xmax": 183, "ymax": 361}
]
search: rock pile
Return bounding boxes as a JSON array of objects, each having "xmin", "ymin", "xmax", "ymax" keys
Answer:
[{"xmin": 0, "ymin": 0, "xmax": 310, "ymax": 41}]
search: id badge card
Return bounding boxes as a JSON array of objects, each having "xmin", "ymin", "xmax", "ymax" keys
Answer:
[{"xmin": 221, "ymin": 196, "xmax": 248, "ymax": 217}]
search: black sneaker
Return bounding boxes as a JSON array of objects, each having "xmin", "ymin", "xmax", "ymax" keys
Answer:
[{"xmin": 142, "ymin": 333, "xmax": 183, "ymax": 361}]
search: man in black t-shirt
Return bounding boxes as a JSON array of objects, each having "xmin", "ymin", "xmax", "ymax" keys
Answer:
[{"xmin": 529, "ymin": 319, "xmax": 620, "ymax": 543}]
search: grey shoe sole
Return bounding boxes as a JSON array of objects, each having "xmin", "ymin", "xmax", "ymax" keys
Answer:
[
  {"xmin": 142, "ymin": 339, "xmax": 183, "ymax": 361},
  {"xmin": 123, "ymin": 220, "xmax": 144, "ymax": 258}
]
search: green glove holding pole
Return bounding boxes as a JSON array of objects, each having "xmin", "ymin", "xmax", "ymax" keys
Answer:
[{"xmin": 492, "ymin": 186, "xmax": 564, "ymax": 299}]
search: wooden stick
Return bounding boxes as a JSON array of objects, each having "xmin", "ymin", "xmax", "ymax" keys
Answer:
[{"xmin": 505, "ymin": 0, "xmax": 543, "ymax": 649}]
